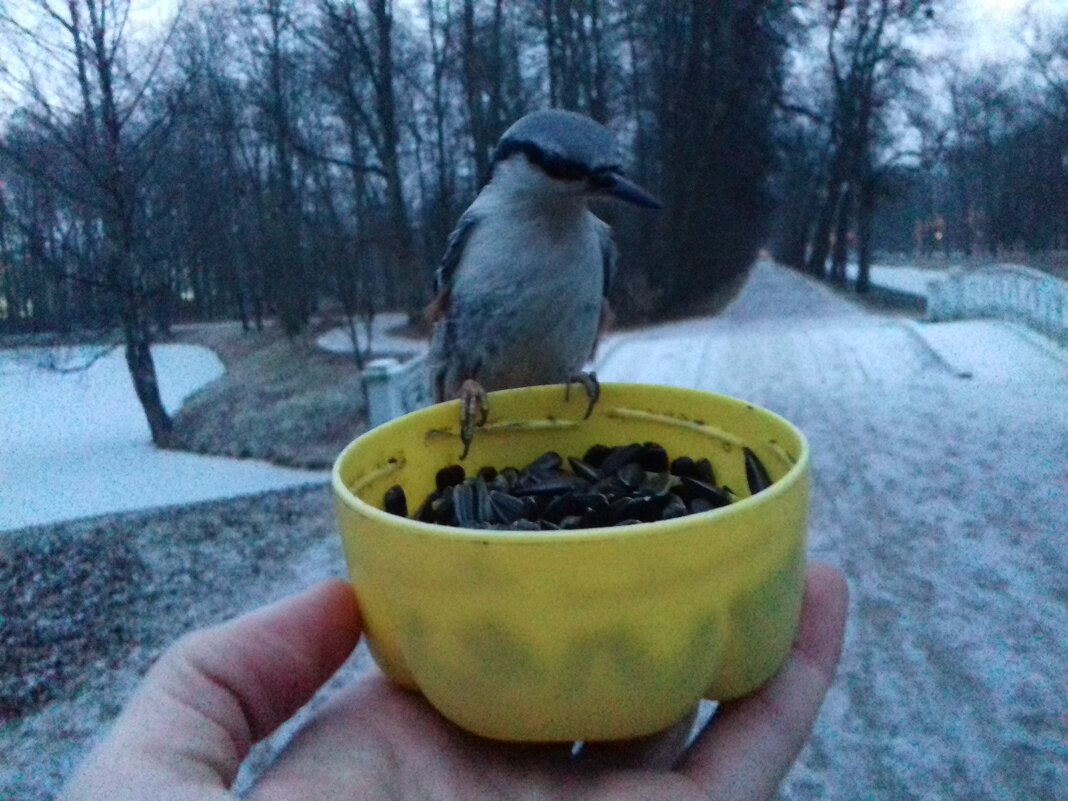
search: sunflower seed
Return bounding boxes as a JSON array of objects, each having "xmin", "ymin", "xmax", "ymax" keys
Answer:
[
  {"xmin": 383, "ymin": 485, "xmax": 408, "ymax": 517},
  {"xmin": 436, "ymin": 464, "xmax": 466, "ymax": 492},
  {"xmin": 744, "ymin": 447, "xmax": 772, "ymax": 495}
]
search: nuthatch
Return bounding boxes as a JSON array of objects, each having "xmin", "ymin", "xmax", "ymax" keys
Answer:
[{"xmin": 427, "ymin": 110, "xmax": 662, "ymax": 456}]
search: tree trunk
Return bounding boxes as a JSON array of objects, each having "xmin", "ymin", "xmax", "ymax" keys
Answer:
[
  {"xmin": 122, "ymin": 306, "xmax": 173, "ymax": 445},
  {"xmin": 856, "ymin": 172, "xmax": 876, "ymax": 293},
  {"xmin": 85, "ymin": 0, "xmax": 173, "ymax": 445},
  {"xmin": 830, "ymin": 183, "xmax": 852, "ymax": 284},
  {"xmin": 806, "ymin": 181, "xmax": 842, "ymax": 277}
]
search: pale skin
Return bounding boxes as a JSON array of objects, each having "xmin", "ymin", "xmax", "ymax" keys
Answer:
[{"xmin": 65, "ymin": 563, "xmax": 848, "ymax": 801}]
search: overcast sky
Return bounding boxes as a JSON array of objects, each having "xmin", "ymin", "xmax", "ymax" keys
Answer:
[
  {"xmin": 3, "ymin": 0, "xmax": 1067, "ymax": 118},
  {"xmin": 124, "ymin": 0, "xmax": 1068, "ymax": 64}
]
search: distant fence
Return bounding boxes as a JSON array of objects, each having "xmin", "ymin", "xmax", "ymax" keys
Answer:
[
  {"xmin": 363, "ymin": 355, "xmax": 433, "ymax": 428},
  {"xmin": 927, "ymin": 265, "xmax": 1068, "ymax": 345}
]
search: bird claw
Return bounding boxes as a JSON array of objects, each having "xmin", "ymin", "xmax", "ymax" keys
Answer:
[
  {"xmin": 566, "ymin": 371, "xmax": 600, "ymax": 419},
  {"xmin": 459, "ymin": 379, "xmax": 488, "ymax": 459}
]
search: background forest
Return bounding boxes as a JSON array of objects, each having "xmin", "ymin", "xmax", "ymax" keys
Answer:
[{"xmin": 1, "ymin": 0, "xmax": 1066, "ymax": 443}]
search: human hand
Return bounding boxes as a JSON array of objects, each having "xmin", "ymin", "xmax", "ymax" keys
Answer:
[{"xmin": 65, "ymin": 563, "xmax": 848, "ymax": 801}]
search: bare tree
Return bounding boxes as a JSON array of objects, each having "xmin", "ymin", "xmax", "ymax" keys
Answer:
[
  {"xmin": 0, "ymin": 0, "xmax": 183, "ymax": 445},
  {"xmin": 318, "ymin": 0, "xmax": 418, "ymax": 312}
]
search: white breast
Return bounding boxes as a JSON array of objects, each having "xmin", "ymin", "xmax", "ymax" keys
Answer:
[{"xmin": 448, "ymin": 195, "xmax": 604, "ymax": 390}]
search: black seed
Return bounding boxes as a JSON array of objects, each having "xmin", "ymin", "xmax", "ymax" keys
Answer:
[
  {"xmin": 474, "ymin": 476, "xmax": 493, "ymax": 522},
  {"xmin": 580, "ymin": 504, "xmax": 612, "ymax": 528},
  {"xmin": 521, "ymin": 495, "xmax": 541, "ymax": 519},
  {"xmin": 432, "ymin": 486, "xmax": 454, "ymax": 523},
  {"xmin": 679, "ymin": 476, "xmax": 731, "ymax": 508},
  {"xmin": 744, "ymin": 448, "xmax": 772, "ymax": 494},
  {"xmin": 574, "ymin": 493, "xmax": 609, "ymax": 511},
  {"xmin": 639, "ymin": 442, "xmax": 669, "ymax": 473},
  {"xmin": 593, "ymin": 477, "xmax": 628, "ymax": 499},
  {"xmin": 670, "ymin": 456, "xmax": 696, "ymax": 478},
  {"xmin": 436, "ymin": 464, "xmax": 466, "ymax": 492},
  {"xmin": 568, "ymin": 457, "xmax": 603, "ymax": 483},
  {"xmin": 690, "ymin": 497, "xmax": 714, "ymax": 514},
  {"xmin": 661, "ymin": 494, "xmax": 688, "ymax": 519},
  {"xmin": 542, "ymin": 493, "xmax": 580, "ymax": 524},
  {"xmin": 617, "ymin": 462, "xmax": 647, "ymax": 489},
  {"xmin": 383, "ymin": 485, "xmax": 408, "ymax": 517},
  {"xmin": 583, "ymin": 444, "xmax": 613, "ymax": 467},
  {"xmin": 614, "ymin": 518, "xmax": 641, "ymax": 527},
  {"xmin": 489, "ymin": 491, "xmax": 525, "ymax": 524},
  {"xmin": 512, "ymin": 475, "xmax": 575, "ymax": 497},
  {"xmin": 414, "ymin": 495, "xmax": 437, "ymax": 523},
  {"xmin": 622, "ymin": 497, "xmax": 660, "ymax": 523},
  {"xmin": 608, "ymin": 496, "xmax": 632, "ymax": 523},
  {"xmin": 694, "ymin": 458, "xmax": 715, "ymax": 485},
  {"xmin": 410, "ymin": 442, "xmax": 738, "ymax": 530},
  {"xmin": 525, "ymin": 451, "xmax": 563, "ymax": 473},
  {"xmin": 599, "ymin": 443, "xmax": 644, "ymax": 476},
  {"xmin": 639, "ymin": 471, "xmax": 674, "ymax": 498},
  {"xmin": 453, "ymin": 483, "xmax": 476, "ymax": 525}
]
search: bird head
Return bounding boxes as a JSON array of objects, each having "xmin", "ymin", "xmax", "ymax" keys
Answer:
[{"xmin": 490, "ymin": 110, "xmax": 662, "ymax": 209}]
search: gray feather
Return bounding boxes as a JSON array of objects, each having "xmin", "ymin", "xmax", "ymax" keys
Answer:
[
  {"xmin": 434, "ymin": 210, "xmax": 481, "ymax": 295},
  {"xmin": 597, "ymin": 220, "xmax": 618, "ymax": 299}
]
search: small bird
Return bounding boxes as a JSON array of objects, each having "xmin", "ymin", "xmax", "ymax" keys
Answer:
[{"xmin": 428, "ymin": 110, "xmax": 662, "ymax": 456}]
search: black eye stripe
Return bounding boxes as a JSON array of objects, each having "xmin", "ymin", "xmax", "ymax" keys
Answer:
[{"xmin": 493, "ymin": 138, "xmax": 620, "ymax": 183}]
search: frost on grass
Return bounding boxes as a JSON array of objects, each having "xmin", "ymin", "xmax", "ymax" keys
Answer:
[
  {"xmin": 0, "ymin": 486, "xmax": 343, "ymax": 801},
  {"xmin": 171, "ymin": 335, "xmax": 368, "ymax": 469}
]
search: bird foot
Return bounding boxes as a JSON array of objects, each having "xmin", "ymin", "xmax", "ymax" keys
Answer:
[
  {"xmin": 565, "ymin": 370, "xmax": 600, "ymax": 419},
  {"xmin": 459, "ymin": 379, "xmax": 488, "ymax": 459}
]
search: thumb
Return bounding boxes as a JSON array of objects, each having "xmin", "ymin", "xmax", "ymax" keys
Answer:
[{"xmin": 65, "ymin": 579, "xmax": 360, "ymax": 801}]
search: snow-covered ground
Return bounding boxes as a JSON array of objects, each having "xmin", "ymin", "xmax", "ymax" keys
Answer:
[
  {"xmin": 0, "ymin": 344, "xmax": 325, "ymax": 532},
  {"xmin": 596, "ymin": 263, "xmax": 1068, "ymax": 800},
  {"xmin": 845, "ymin": 262, "xmax": 950, "ymax": 297},
  {"xmin": 316, "ymin": 312, "xmax": 427, "ymax": 357},
  {"xmin": 4, "ymin": 264, "xmax": 1064, "ymax": 800}
]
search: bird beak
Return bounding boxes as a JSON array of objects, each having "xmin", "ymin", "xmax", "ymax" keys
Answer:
[{"xmin": 602, "ymin": 172, "xmax": 663, "ymax": 209}]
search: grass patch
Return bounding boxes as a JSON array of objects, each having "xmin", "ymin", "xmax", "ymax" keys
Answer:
[{"xmin": 170, "ymin": 322, "xmax": 367, "ymax": 468}]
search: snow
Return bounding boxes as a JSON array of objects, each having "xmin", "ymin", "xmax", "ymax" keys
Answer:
[
  {"xmin": 0, "ymin": 344, "xmax": 325, "ymax": 532},
  {"xmin": 4, "ymin": 262, "xmax": 1066, "ymax": 799},
  {"xmin": 907, "ymin": 319, "xmax": 1068, "ymax": 383},
  {"xmin": 595, "ymin": 262, "xmax": 1068, "ymax": 800},
  {"xmin": 316, "ymin": 312, "xmax": 427, "ymax": 357},
  {"xmin": 846, "ymin": 262, "xmax": 950, "ymax": 297}
]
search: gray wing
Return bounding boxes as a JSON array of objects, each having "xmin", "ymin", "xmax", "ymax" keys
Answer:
[
  {"xmin": 596, "ymin": 219, "xmax": 618, "ymax": 299},
  {"xmin": 429, "ymin": 209, "xmax": 481, "ymax": 402},
  {"xmin": 434, "ymin": 209, "xmax": 481, "ymax": 296}
]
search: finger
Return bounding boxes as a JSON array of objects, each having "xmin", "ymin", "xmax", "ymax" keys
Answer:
[
  {"xmin": 65, "ymin": 579, "xmax": 361, "ymax": 800},
  {"xmin": 679, "ymin": 562, "xmax": 848, "ymax": 799}
]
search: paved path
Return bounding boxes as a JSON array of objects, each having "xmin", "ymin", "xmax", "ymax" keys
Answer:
[{"xmin": 597, "ymin": 262, "xmax": 1067, "ymax": 800}]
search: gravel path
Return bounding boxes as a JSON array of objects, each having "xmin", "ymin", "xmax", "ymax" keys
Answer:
[{"xmin": 598, "ymin": 263, "xmax": 1068, "ymax": 800}]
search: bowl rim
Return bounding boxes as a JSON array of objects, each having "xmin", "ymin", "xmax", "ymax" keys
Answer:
[{"xmin": 332, "ymin": 383, "xmax": 809, "ymax": 544}]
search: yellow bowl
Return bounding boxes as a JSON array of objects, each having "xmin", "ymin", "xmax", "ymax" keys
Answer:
[{"xmin": 332, "ymin": 383, "xmax": 809, "ymax": 742}]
